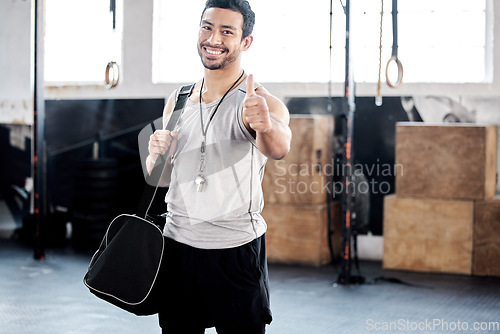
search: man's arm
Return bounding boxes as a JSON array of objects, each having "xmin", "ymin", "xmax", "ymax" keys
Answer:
[{"xmin": 243, "ymin": 74, "xmax": 292, "ymax": 160}]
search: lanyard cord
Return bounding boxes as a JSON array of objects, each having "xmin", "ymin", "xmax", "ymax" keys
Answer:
[{"xmin": 199, "ymin": 70, "xmax": 245, "ymax": 153}]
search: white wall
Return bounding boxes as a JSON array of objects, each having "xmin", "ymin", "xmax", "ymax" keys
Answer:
[{"xmin": 0, "ymin": 0, "xmax": 33, "ymax": 125}]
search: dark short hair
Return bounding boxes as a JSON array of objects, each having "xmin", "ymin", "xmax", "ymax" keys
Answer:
[{"xmin": 201, "ymin": 0, "xmax": 255, "ymax": 39}]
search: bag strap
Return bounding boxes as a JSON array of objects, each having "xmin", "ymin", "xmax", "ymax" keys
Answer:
[{"xmin": 137, "ymin": 83, "xmax": 195, "ymax": 219}]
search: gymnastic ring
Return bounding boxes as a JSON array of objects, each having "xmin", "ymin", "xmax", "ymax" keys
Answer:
[
  {"xmin": 105, "ymin": 61, "xmax": 120, "ymax": 89},
  {"xmin": 385, "ymin": 56, "xmax": 403, "ymax": 88}
]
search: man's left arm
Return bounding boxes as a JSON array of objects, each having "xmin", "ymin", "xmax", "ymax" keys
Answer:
[{"xmin": 243, "ymin": 74, "xmax": 292, "ymax": 160}]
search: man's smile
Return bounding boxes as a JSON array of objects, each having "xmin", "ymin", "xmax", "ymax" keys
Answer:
[{"xmin": 202, "ymin": 45, "xmax": 227, "ymax": 57}]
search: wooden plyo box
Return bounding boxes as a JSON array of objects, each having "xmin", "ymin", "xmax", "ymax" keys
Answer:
[
  {"xmin": 395, "ymin": 123, "xmax": 497, "ymax": 200},
  {"xmin": 383, "ymin": 195, "xmax": 474, "ymax": 275},
  {"xmin": 262, "ymin": 115, "xmax": 334, "ymax": 205},
  {"xmin": 262, "ymin": 201, "xmax": 341, "ymax": 267},
  {"xmin": 474, "ymin": 197, "xmax": 500, "ymax": 277}
]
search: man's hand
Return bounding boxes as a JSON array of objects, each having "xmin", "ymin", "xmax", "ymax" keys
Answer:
[
  {"xmin": 146, "ymin": 130, "xmax": 178, "ymax": 175},
  {"xmin": 148, "ymin": 130, "xmax": 178, "ymax": 159},
  {"xmin": 243, "ymin": 74, "xmax": 272, "ymax": 133}
]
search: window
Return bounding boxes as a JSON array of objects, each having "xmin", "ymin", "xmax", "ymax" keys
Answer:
[
  {"xmin": 153, "ymin": 0, "xmax": 332, "ymax": 83},
  {"xmin": 152, "ymin": 0, "xmax": 206, "ymax": 83},
  {"xmin": 44, "ymin": 0, "xmax": 123, "ymax": 83},
  {"xmin": 348, "ymin": 0, "xmax": 487, "ymax": 83},
  {"xmin": 153, "ymin": 0, "xmax": 487, "ymax": 84}
]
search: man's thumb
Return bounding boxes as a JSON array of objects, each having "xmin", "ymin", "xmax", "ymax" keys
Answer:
[{"xmin": 246, "ymin": 74, "xmax": 255, "ymax": 98}]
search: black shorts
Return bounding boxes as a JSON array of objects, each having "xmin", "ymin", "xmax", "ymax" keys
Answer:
[{"xmin": 158, "ymin": 234, "xmax": 272, "ymax": 334}]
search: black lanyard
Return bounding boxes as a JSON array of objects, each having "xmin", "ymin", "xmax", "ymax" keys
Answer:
[{"xmin": 199, "ymin": 70, "xmax": 245, "ymax": 153}]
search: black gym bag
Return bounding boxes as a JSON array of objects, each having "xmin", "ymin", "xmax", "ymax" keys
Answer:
[{"xmin": 83, "ymin": 84, "xmax": 194, "ymax": 315}]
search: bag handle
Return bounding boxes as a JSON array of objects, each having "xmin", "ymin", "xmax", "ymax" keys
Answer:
[{"xmin": 137, "ymin": 84, "xmax": 195, "ymax": 219}]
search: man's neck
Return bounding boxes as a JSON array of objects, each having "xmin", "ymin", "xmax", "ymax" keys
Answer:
[{"xmin": 202, "ymin": 65, "xmax": 245, "ymax": 100}]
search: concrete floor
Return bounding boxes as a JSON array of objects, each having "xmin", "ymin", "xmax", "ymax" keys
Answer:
[{"xmin": 1, "ymin": 205, "xmax": 500, "ymax": 333}]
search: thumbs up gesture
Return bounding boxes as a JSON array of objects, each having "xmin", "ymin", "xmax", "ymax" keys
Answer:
[{"xmin": 243, "ymin": 74, "xmax": 272, "ymax": 134}]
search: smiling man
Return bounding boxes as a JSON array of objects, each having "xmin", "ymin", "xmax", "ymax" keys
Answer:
[{"xmin": 146, "ymin": 1, "xmax": 291, "ymax": 333}]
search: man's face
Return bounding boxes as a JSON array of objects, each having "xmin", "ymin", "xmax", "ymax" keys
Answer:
[{"xmin": 197, "ymin": 7, "xmax": 251, "ymax": 70}]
